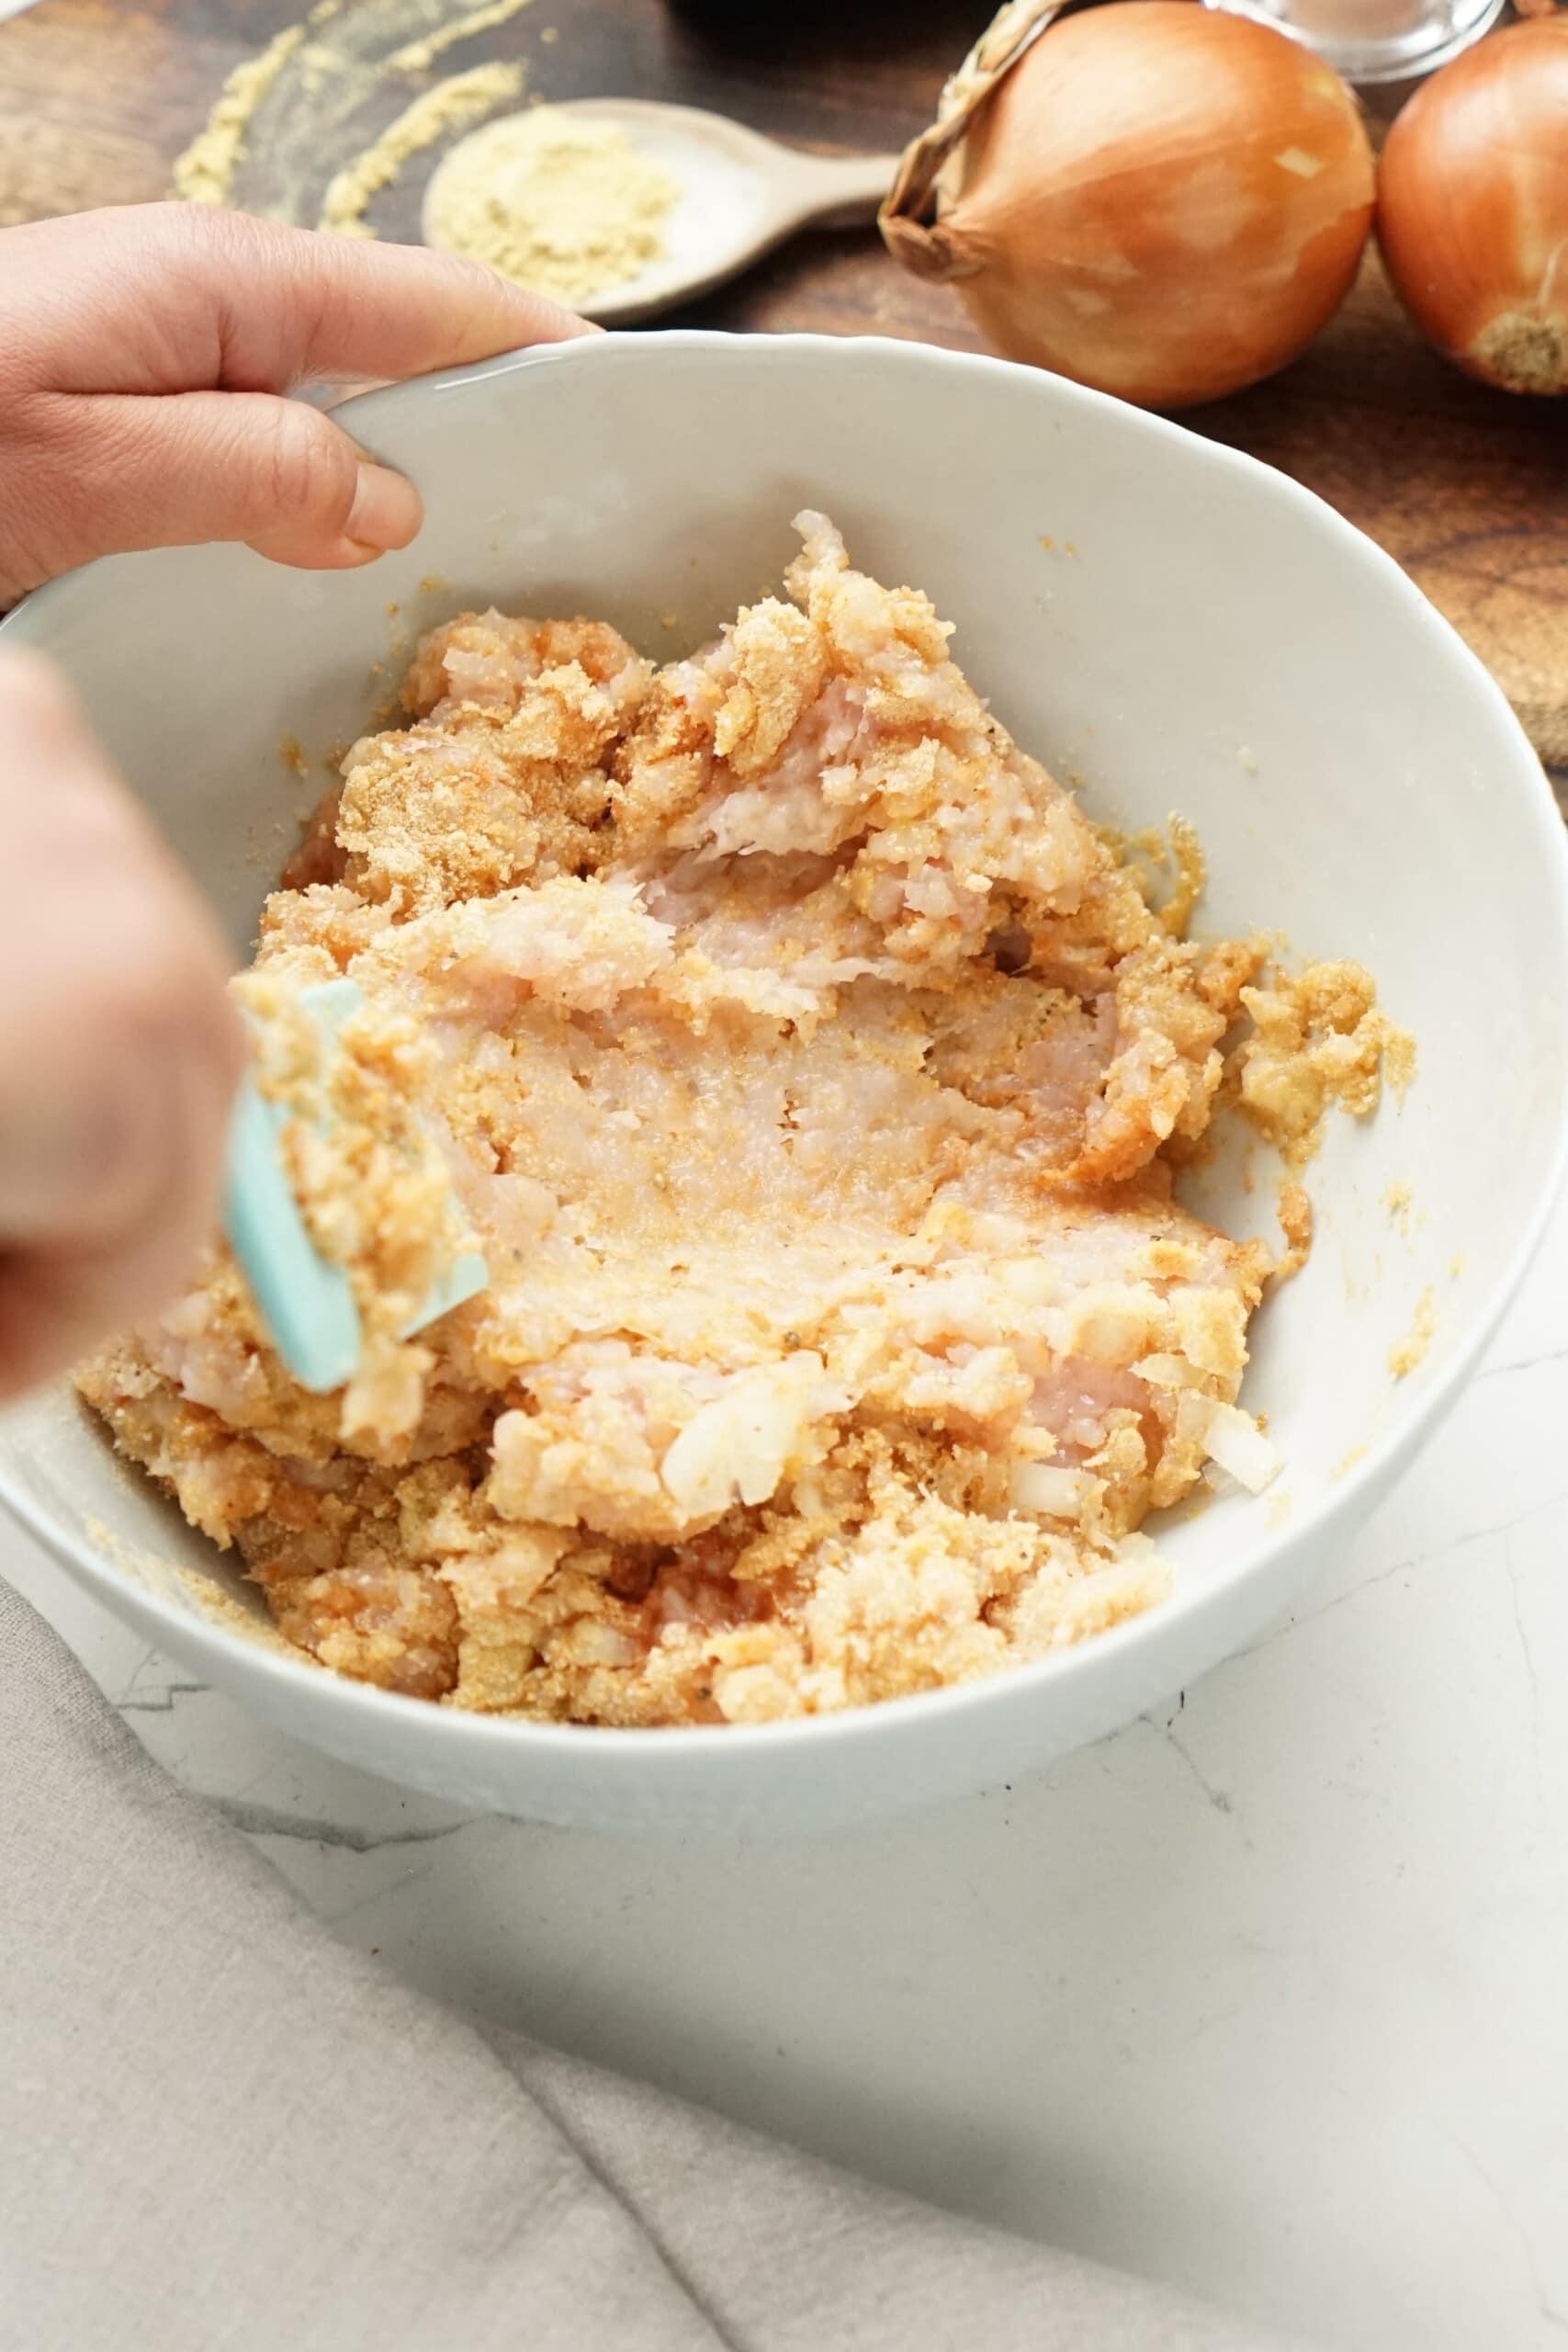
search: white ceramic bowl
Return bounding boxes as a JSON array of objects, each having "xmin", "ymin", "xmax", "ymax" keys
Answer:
[{"xmin": 3, "ymin": 333, "xmax": 1565, "ymax": 1830}]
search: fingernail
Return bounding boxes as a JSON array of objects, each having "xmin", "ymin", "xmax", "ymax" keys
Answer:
[{"xmin": 344, "ymin": 462, "xmax": 422, "ymax": 555}]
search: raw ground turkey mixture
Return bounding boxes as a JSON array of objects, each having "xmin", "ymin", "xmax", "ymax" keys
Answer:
[{"xmin": 80, "ymin": 515, "xmax": 1395, "ymax": 1725}]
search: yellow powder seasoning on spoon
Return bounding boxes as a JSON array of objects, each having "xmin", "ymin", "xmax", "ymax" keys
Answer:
[{"xmin": 423, "ymin": 107, "xmax": 682, "ymax": 303}]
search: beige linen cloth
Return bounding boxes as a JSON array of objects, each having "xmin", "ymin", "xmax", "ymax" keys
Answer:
[{"xmin": 0, "ymin": 1576, "xmax": 1308, "ymax": 2352}]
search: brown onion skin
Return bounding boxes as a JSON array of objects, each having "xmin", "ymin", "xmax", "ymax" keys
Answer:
[
  {"xmin": 1377, "ymin": 21, "xmax": 1568, "ymax": 396},
  {"xmin": 945, "ymin": 3, "xmax": 1375, "ymax": 410}
]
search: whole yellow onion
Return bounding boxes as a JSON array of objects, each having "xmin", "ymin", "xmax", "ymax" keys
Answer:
[
  {"xmin": 882, "ymin": 0, "xmax": 1376, "ymax": 411},
  {"xmin": 1377, "ymin": 18, "xmax": 1568, "ymax": 395}
]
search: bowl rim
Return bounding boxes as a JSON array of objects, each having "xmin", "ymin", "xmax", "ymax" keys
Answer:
[{"xmin": 6, "ymin": 325, "xmax": 1568, "ymax": 1766}]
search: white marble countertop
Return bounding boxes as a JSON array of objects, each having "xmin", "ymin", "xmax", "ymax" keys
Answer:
[{"xmin": 9, "ymin": 1195, "xmax": 1568, "ymax": 2352}]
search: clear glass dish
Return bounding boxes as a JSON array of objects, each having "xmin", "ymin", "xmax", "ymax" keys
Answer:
[{"xmin": 1213, "ymin": 0, "xmax": 1506, "ymax": 85}]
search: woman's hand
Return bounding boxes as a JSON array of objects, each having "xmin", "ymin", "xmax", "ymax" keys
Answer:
[
  {"xmin": 0, "ymin": 650, "xmax": 244, "ymax": 1399},
  {"xmin": 0, "ymin": 201, "xmax": 590, "ymax": 603},
  {"xmin": 0, "ymin": 203, "xmax": 591, "ymax": 1394}
]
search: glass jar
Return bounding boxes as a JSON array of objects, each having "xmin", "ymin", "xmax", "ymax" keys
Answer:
[{"xmin": 1213, "ymin": 0, "xmax": 1506, "ymax": 83}]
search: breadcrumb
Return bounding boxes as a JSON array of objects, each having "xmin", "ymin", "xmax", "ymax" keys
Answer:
[
  {"xmin": 1234, "ymin": 961, "xmax": 1409, "ymax": 1164},
  {"xmin": 1388, "ymin": 1287, "xmax": 1438, "ymax": 1380},
  {"xmin": 1275, "ymin": 1182, "xmax": 1313, "ymax": 1283}
]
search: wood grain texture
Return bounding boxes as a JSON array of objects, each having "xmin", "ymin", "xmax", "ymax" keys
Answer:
[{"xmin": 1, "ymin": 0, "xmax": 1562, "ymax": 775}]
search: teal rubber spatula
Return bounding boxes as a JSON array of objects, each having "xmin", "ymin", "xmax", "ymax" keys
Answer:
[{"xmin": 222, "ymin": 978, "xmax": 488, "ymax": 1394}]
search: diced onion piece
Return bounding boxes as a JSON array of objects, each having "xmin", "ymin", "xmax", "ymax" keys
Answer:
[
  {"xmin": 1010, "ymin": 1460, "xmax": 1098, "ymax": 1517},
  {"xmin": 1194, "ymin": 1398, "xmax": 1280, "ymax": 1495},
  {"xmin": 660, "ymin": 1355, "xmax": 837, "ymax": 1522},
  {"xmin": 1133, "ymin": 1351, "xmax": 1203, "ymax": 1391}
]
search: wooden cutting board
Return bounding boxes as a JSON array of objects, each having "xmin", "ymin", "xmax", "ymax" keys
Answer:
[{"xmin": 2, "ymin": 0, "xmax": 1563, "ymax": 775}]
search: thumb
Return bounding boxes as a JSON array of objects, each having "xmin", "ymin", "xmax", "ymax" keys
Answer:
[
  {"xmin": 61, "ymin": 388, "xmax": 424, "ymax": 572},
  {"xmin": 0, "ymin": 650, "xmax": 243, "ymax": 1396}
]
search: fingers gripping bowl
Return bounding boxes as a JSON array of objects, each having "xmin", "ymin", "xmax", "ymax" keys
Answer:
[{"xmin": 2, "ymin": 335, "xmax": 1565, "ymax": 1828}]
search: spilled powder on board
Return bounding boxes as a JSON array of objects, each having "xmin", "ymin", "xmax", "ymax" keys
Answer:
[{"xmin": 317, "ymin": 61, "xmax": 524, "ymax": 233}]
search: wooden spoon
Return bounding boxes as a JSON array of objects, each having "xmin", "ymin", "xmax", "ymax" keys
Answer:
[{"xmin": 422, "ymin": 97, "xmax": 898, "ymax": 325}]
